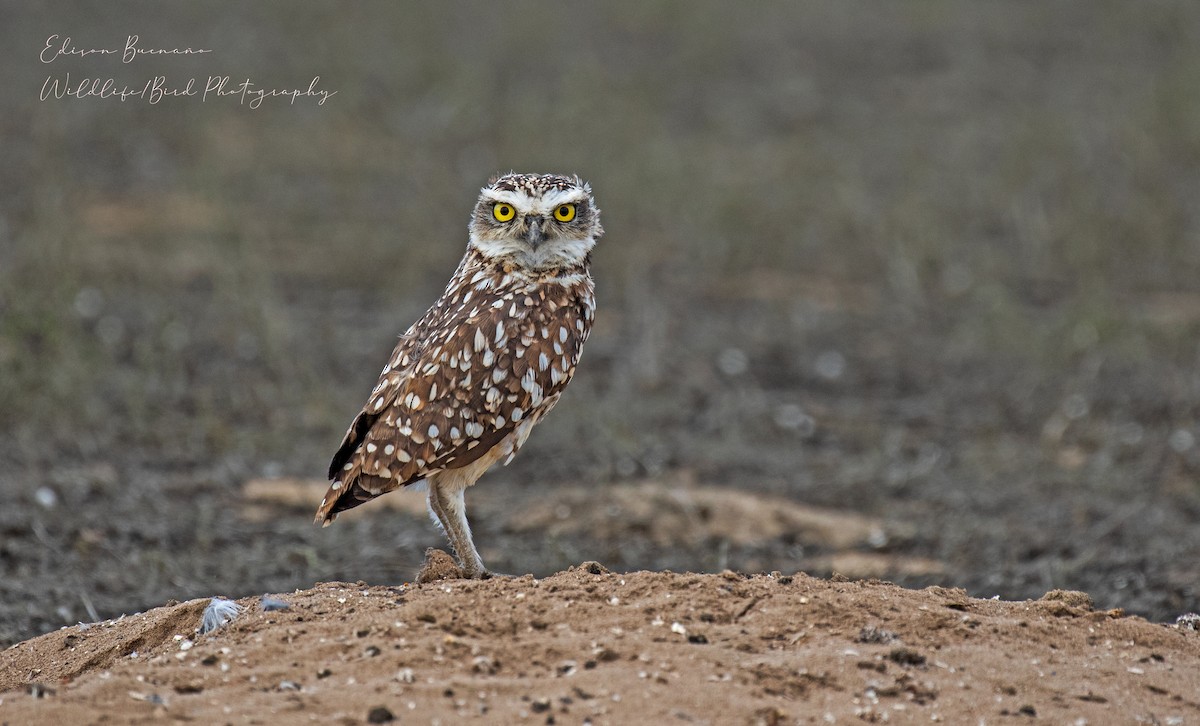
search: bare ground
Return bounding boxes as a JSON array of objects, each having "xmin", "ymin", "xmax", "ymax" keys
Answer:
[{"xmin": 2, "ymin": 553, "xmax": 1198, "ymax": 725}]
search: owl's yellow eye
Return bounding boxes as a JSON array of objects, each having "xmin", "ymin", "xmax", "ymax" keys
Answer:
[
  {"xmin": 554, "ymin": 204, "xmax": 576, "ymax": 222},
  {"xmin": 493, "ymin": 203, "xmax": 515, "ymax": 222}
]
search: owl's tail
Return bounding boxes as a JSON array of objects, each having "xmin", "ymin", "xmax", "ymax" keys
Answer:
[
  {"xmin": 313, "ymin": 475, "xmax": 387, "ymax": 526},
  {"xmin": 317, "ymin": 407, "xmax": 385, "ymax": 525}
]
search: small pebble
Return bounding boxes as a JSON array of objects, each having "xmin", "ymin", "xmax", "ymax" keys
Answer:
[{"xmin": 260, "ymin": 597, "xmax": 290, "ymax": 612}]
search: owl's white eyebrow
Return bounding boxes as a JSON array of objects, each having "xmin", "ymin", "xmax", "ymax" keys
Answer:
[
  {"xmin": 481, "ymin": 190, "xmax": 587, "ymax": 215},
  {"xmin": 480, "ymin": 190, "xmax": 529, "ymax": 207},
  {"xmin": 539, "ymin": 188, "xmax": 588, "ymax": 209}
]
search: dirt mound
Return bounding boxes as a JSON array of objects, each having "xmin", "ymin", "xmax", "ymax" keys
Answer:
[{"xmin": 2, "ymin": 557, "xmax": 1197, "ymax": 723}]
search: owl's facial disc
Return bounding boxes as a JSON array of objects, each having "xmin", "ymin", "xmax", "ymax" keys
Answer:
[{"xmin": 469, "ymin": 177, "xmax": 600, "ymax": 270}]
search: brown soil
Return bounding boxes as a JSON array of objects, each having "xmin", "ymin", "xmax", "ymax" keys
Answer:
[{"xmin": 2, "ymin": 553, "xmax": 1197, "ymax": 724}]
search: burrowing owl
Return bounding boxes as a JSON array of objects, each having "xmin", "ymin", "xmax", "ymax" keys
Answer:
[{"xmin": 314, "ymin": 173, "xmax": 601, "ymax": 579}]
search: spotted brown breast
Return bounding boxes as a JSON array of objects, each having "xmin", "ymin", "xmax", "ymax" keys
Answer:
[{"xmin": 315, "ymin": 250, "xmax": 595, "ymax": 523}]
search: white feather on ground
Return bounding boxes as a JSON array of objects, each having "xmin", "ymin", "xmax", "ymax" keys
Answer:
[{"xmin": 199, "ymin": 598, "xmax": 242, "ymax": 634}]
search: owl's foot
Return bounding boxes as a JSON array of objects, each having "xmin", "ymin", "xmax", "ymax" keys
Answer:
[{"xmin": 427, "ymin": 480, "xmax": 490, "ymax": 580}]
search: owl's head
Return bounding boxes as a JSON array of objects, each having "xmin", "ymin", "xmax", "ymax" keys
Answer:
[{"xmin": 468, "ymin": 173, "xmax": 602, "ymax": 270}]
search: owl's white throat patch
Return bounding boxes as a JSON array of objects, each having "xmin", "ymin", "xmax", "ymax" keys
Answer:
[{"xmin": 469, "ymin": 231, "xmax": 595, "ymax": 270}]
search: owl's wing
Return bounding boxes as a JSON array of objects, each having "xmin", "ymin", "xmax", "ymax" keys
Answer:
[
  {"xmin": 315, "ymin": 281, "xmax": 591, "ymax": 524},
  {"xmin": 326, "ymin": 330, "xmax": 416, "ymax": 481}
]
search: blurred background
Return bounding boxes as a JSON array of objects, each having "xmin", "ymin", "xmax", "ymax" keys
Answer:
[{"xmin": 2, "ymin": 1, "xmax": 1199, "ymax": 645}]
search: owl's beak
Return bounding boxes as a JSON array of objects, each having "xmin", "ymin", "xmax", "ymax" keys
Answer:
[{"xmin": 525, "ymin": 216, "xmax": 544, "ymax": 247}]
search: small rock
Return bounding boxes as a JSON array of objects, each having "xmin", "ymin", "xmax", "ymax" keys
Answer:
[
  {"xmin": 856, "ymin": 625, "xmax": 898, "ymax": 644},
  {"xmin": 751, "ymin": 706, "xmax": 789, "ymax": 726},
  {"xmin": 888, "ymin": 647, "xmax": 926, "ymax": 667},
  {"xmin": 595, "ymin": 648, "xmax": 620, "ymax": 662},
  {"xmin": 572, "ymin": 686, "xmax": 594, "ymax": 700},
  {"xmin": 28, "ymin": 683, "xmax": 54, "ymax": 698},
  {"xmin": 34, "ymin": 487, "xmax": 58, "ymax": 509},
  {"xmin": 716, "ymin": 347, "xmax": 749, "ymax": 377},
  {"xmin": 367, "ymin": 706, "xmax": 395, "ymax": 723},
  {"xmin": 260, "ymin": 596, "xmax": 290, "ymax": 612},
  {"xmin": 1039, "ymin": 590, "xmax": 1093, "ymax": 610}
]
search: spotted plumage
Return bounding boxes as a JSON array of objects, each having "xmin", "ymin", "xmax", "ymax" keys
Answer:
[{"xmin": 315, "ymin": 173, "xmax": 601, "ymax": 579}]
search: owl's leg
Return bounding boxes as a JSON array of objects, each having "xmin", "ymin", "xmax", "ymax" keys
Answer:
[{"xmin": 427, "ymin": 476, "xmax": 488, "ymax": 579}]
